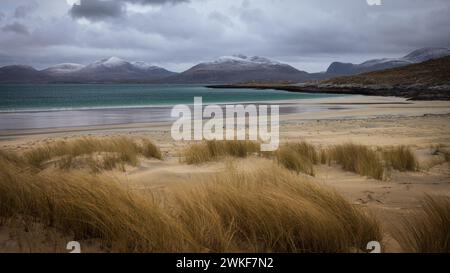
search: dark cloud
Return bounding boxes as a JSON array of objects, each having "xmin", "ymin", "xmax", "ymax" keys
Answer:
[
  {"xmin": 69, "ymin": 0, "xmax": 189, "ymax": 21},
  {"xmin": 14, "ymin": 2, "xmax": 38, "ymax": 18},
  {"xmin": 69, "ymin": 0, "xmax": 125, "ymax": 21},
  {"xmin": 2, "ymin": 22, "xmax": 29, "ymax": 35}
]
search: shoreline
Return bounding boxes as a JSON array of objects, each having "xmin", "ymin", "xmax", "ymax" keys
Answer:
[
  {"xmin": 0, "ymin": 94, "xmax": 395, "ymax": 132},
  {"xmin": 207, "ymin": 84, "xmax": 450, "ymax": 101},
  {"xmin": 1, "ymin": 95, "xmax": 449, "ymax": 139}
]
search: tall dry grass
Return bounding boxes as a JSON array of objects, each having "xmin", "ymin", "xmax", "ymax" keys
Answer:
[
  {"xmin": 382, "ymin": 146, "xmax": 418, "ymax": 171},
  {"xmin": 275, "ymin": 142, "xmax": 317, "ymax": 176},
  {"xmin": 320, "ymin": 148, "xmax": 331, "ymax": 165},
  {"xmin": 141, "ymin": 139, "xmax": 163, "ymax": 160},
  {"xmin": 321, "ymin": 143, "xmax": 385, "ymax": 180},
  {"xmin": 395, "ymin": 195, "xmax": 450, "ymax": 253},
  {"xmin": 173, "ymin": 163, "xmax": 382, "ymax": 252},
  {"xmin": 289, "ymin": 142, "xmax": 319, "ymax": 164},
  {"xmin": 183, "ymin": 140, "xmax": 260, "ymax": 164},
  {"xmin": 183, "ymin": 141, "xmax": 422, "ymax": 179},
  {"xmin": 0, "ymin": 157, "xmax": 192, "ymax": 252},
  {"xmin": 20, "ymin": 137, "xmax": 162, "ymax": 171},
  {"xmin": 0, "ymin": 149, "xmax": 382, "ymax": 253},
  {"xmin": 183, "ymin": 140, "xmax": 318, "ymax": 176}
]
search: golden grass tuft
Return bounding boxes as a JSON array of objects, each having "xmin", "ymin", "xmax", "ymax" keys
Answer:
[
  {"xmin": 182, "ymin": 143, "xmax": 214, "ymax": 164},
  {"xmin": 320, "ymin": 148, "xmax": 332, "ymax": 165},
  {"xmin": 173, "ymin": 163, "xmax": 382, "ymax": 252},
  {"xmin": 183, "ymin": 140, "xmax": 260, "ymax": 164},
  {"xmin": 141, "ymin": 139, "xmax": 163, "ymax": 160},
  {"xmin": 382, "ymin": 146, "xmax": 418, "ymax": 171},
  {"xmin": 20, "ymin": 137, "xmax": 162, "ymax": 171},
  {"xmin": 275, "ymin": 143, "xmax": 316, "ymax": 176},
  {"xmin": 289, "ymin": 142, "xmax": 319, "ymax": 164},
  {"xmin": 395, "ymin": 195, "xmax": 450, "ymax": 253},
  {"xmin": 322, "ymin": 143, "xmax": 385, "ymax": 180}
]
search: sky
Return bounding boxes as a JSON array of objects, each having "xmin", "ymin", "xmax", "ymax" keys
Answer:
[{"xmin": 0, "ymin": 0, "xmax": 449, "ymax": 73}]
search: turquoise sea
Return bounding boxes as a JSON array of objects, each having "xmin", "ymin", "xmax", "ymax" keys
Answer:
[
  {"xmin": 0, "ymin": 84, "xmax": 345, "ymax": 131},
  {"xmin": 0, "ymin": 84, "xmax": 339, "ymax": 111}
]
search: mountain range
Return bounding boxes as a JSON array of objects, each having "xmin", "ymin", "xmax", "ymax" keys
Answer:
[
  {"xmin": 0, "ymin": 57, "xmax": 176, "ymax": 83},
  {"xmin": 324, "ymin": 55, "xmax": 450, "ymax": 88},
  {"xmin": 326, "ymin": 47, "xmax": 450, "ymax": 75},
  {"xmin": 210, "ymin": 55, "xmax": 450, "ymax": 100},
  {"xmin": 0, "ymin": 47, "xmax": 449, "ymax": 84},
  {"xmin": 163, "ymin": 55, "xmax": 320, "ymax": 84}
]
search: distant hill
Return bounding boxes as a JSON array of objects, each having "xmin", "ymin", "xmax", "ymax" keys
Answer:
[
  {"xmin": 44, "ymin": 57, "xmax": 177, "ymax": 83},
  {"xmin": 325, "ymin": 55, "xmax": 450, "ymax": 88},
  {"xmin": 327, "ymin": 47, "xmax": 450, "ymax": 76},
  {"xmin": 0, "ymin": 65, "xmax": 50, "ymax": 83},
  {"xmin": 209, "ymin": 56, "xmax": 450, "ymax": 100},
  {"xmin": 163, "ymin": 55, "xmax": 320, "ymax": 84},
  {"xmin": 0, "ymin": 57, "xmax": 177, "ymax": 83}
]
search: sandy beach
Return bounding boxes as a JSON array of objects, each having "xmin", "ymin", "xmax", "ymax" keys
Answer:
[{"xmin": 1, "ymin": 95, "xmax": 449, "ymax": 253}]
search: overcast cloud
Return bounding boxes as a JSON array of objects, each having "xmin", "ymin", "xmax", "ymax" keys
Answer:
[
  {"xmin": 0, "ymin": 0, "xmax": 449, "ymax": 72},
  {"xmin": 70, "ymin": 0, "xmax": 125, "ymax": 20},
  {"xmin": 2, "ymin": 22, "xmax": 30, "ymax": 35}
]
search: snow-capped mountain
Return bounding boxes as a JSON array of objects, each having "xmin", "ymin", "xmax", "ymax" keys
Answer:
[
  {"xmin": 41, "ymin": 57, "xmax": 176, "ymax": 83},
  {"xmin": 0, "ymin": 57, "xmax": 176, "ymax": 83},
  {"xmin": 89, "ymin": 56, "xmax": 128, "ymax": 69},
  {"xmin": 195, "ymin": 55, "xmax": 297, "ymax": 71},
  {"xmin": 327, "ymin": 47, "xmax": 450, "ymax": 75},
  {"xmin": 130, "ymin": 61, "xmax": 163, "ymax": 71},
  {"xmin": 79, "ymin": 57, "xmax": 175, "ymax": 78},
  {"xmin": 42, "ymin": 63, "xmax": 85, "ymax": 75},
  {"xmin": 205, "ymin": 55, "xmax": 284, "ymax": 67},
  {"xmin": 82, "ymin": 57, "xmax": 163, "ymax": 72},
  {"xmin": 166, "ymin": 54, "xmax": 312, "ymax": 84}
]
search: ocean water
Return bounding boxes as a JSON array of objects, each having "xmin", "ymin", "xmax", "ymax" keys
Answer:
[
  {"xmin": 0, "ymin": 84, "xmax": 345, "ymax": 131},
  {"xmin": 0, "ymin": 84, "xmax": 338, "ymax": 112}
]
